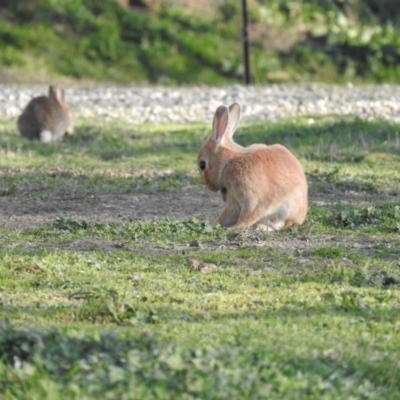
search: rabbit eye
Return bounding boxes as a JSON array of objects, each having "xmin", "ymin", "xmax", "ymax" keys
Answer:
[{"xmin": 199, "ymin": 160, "xmax": 206, "ymax": 171}]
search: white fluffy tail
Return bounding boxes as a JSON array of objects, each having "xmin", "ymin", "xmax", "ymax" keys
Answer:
[{"xmin": 40, "ymin": 130, "xmax": 53, "ymax": 143}]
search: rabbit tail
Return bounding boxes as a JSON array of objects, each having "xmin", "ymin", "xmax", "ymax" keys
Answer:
[{"xmin": 40, "ymin": 130, "xmax": 53, "ymax": 143}]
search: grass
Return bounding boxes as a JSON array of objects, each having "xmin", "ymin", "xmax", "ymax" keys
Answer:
[
  {"xmin": 0, "ymin": 113, "xmax": 400, "ymax": 398},
  {"xmin": 1, "ymin": 0, "xmax": 400, "ymax": 84}
]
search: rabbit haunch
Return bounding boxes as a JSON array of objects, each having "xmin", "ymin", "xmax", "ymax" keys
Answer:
[
  {"xmin": 197, "ymin": 102, "xmax": 308, "ymax": 230},
  {"xmin": 17, "ymin": 85, "xmax": 74, "ymax": 143}
]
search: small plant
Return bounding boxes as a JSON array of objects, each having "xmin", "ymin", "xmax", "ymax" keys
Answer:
[{"xmin": 329, "ymin": 205, "xmax": 400, "ymax": 232}]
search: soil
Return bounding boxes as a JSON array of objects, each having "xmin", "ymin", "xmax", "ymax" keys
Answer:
[
  {"xmin": 0, "ymin": 182, "xmax": 394, "ymax": 230},
  {"xmin": 1, "ymin": 185, "xmax": 398, "ymax": 263},
  {"xmin": 0, "ymin": 189, "xmax": 222, "ymax": 229}
]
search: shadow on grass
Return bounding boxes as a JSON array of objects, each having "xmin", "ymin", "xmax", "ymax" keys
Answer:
[
  {"xmin": 307, "ymin": 171, "xmax": 380, "ymax": 194},
  {"xmin": 2, "ymin": 289, "xmax": 400, "ymax": 326},
  {"xmin": 0, "ymin": 169, "xmax": 198, "ymax": 199},
  {"xmin": 0, "ymin": 318, "xmax": 398, "ymax": 396},
  {"xmin": 0, "ymin": 167, "xmax": 388, "ymax": 207},
  {"xmin": 237, "ymin": 117, "xmax": 400, "ymax": 162},
  {"xmin": 1, "ymin": 118, "xmax": 399, "ymax": 202},
  {"xmin": 1, "ymin": 118, "xmax": 399, "ymax": 163},
  {"xmin": 0, "ymin": 124, "xmax": 204, "ymax": 167}
]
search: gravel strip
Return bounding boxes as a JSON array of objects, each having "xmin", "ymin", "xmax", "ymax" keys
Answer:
[{"xmin": 1, "ymin": 83, "xmax": 400, "ymax": 124}]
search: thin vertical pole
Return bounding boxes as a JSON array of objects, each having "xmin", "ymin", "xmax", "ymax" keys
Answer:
[{"xmin": 241, "ymin": 0, "xmax": 251, "ymax": 85}]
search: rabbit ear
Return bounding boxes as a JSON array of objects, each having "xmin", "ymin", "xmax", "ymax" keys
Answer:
[
  {"xmin": 226, "ymin": 103, "xmax": 242, "ymax": 137},
  {"xmin": 212, "ymin": 105, "xmax": 229, "ymax": 142},
  {"xmin": 49, "ymin": 86, "xmax": 65, "ymax": 104}
]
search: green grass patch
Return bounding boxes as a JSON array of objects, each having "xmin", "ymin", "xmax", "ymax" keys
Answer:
[
  {"xmin": 0, "ymin": 115, "xmax": 400, "ymax": 398},
  {"xmin": 1, "ymin": 0, "xmax": 400, "ymax": 84}
]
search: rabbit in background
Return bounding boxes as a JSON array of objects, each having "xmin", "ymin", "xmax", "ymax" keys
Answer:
[
  {"xmin": 197, "ymin": 102, "xmax": 308, "ymax": 230},
  {"xmin": 17, "ymin": 85, "xmax": 74, "ymax": 143}
]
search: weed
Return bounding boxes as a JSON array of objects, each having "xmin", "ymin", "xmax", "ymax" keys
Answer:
[{"xmin": 328, "ymin": 205, "xmax": 400, "ymax": 232}]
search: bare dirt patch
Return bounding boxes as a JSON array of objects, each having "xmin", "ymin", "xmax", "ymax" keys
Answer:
[
  {"xmin": 1, "ymin": 181, "xmax": 399, "ymax": 262},
  {"xmin": 0, "ymin": 189, "xmax": 222, "ymax": 229},
  {"xmin": 0, "ymin": 183, "xmax": 394, "ymax": 230}
]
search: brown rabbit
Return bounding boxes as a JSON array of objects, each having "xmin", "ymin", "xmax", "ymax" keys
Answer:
[
  {"xmin": 17, "ymin": 85, "xmax": 74, "ymax": 143},
  {"xmin": 197, "ymin": 102, "xmax": 308, "ymax": 230}
]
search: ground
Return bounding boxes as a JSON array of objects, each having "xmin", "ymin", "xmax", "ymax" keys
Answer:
[
  {"xmin": 0, "ymin": 187, "xmax": 219, "ymax": 229},
  {"xmin": 0, "ymin": 112, "xmax": 399, "ymax": 398},
  {"xmin": 1, "ymin": 176, "xmax": 398, "ymax": 262}
]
